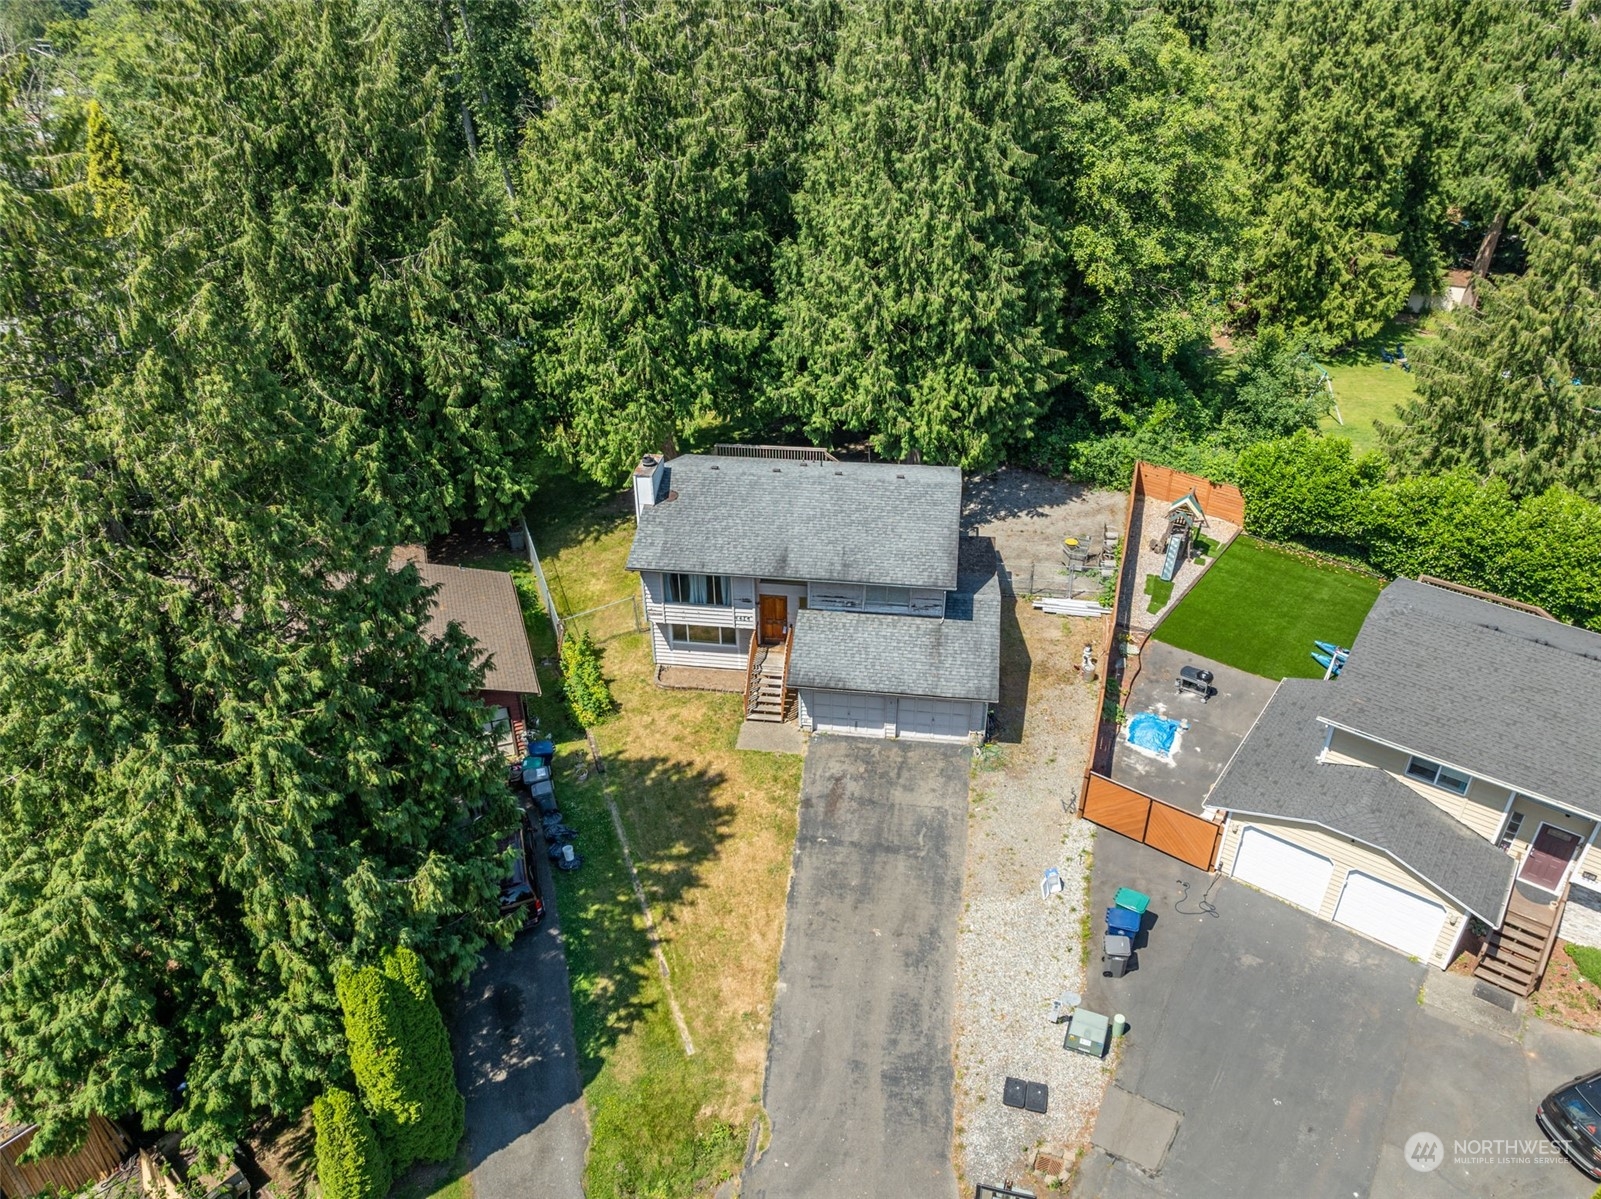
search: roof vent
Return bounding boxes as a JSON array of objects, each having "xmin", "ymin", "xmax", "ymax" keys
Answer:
[
  {"xmin": 834, "ymin": 470, "xmax": 843, "ymax": 476},
  {"xmin": 772, "ymin": 467, "xmax": 781, "ymax": 473},
  {"xmin": 709, "ymin": 464, "xmax": 719, "ymax": 470},
  {"xmin": 896, "ymin": 473, "xmax": 906, "ymax": 479}
]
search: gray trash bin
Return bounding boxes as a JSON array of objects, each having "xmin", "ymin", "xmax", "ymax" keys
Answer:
[{"xmin": 1103, "ymin": 933, "xmax": 1132, "ymax": 978}]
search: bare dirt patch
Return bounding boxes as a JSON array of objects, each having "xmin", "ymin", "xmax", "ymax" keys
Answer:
[
  {"xmin": 964, "ymin": 469, "xmax": 1127, "ymax": 598},
  {"xmin": 1527, "ymin": 943, "xmax": 1601, "ymax": 1035}
]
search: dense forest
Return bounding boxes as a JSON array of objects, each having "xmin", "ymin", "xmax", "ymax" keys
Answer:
[{"xmin": 2, "ymin": 0, "xmax": 1599, "ymax": 1166}]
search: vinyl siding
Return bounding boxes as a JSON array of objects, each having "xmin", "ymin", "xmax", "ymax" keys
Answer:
[
  {"xmin": 1219, "ymin": 816, "xmax": 1466, "ymax": 967},
  {"xmin": 649, "ymin": 623, "xmax": 751, "ymax": 669},
  {"xmin": 641, "ymin": 572, "xmax": 758, "ymax": 628},
  {"xmin": 1325, "ymin": 728, "xmax": 1509, "ymax": 842}
]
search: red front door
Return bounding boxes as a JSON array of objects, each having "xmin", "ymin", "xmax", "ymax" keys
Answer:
[{"xmin": 1519, "ymin": 825, "xmax": 1584, "ymax": 891}]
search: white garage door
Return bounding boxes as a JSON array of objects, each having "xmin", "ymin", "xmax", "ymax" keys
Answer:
[
  {"xmin": 1333, "ymin": 872, "xmax": 1446, "ymax": 961},
  {"xmin": 805, "ymin": 690, "xmax": 888, "ymax": 737},
  {"xmin": 897, "ymin": 698, "xmax": 973, "ymax": 742},
  {"xmin": 1232, "ymin": 827, "xmax": 1333, "ymax": 912}
]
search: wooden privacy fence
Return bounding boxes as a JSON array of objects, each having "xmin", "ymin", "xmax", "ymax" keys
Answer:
[
  {"xmin": 0, "ymin": 1116, "xmax": 129, "ymax": 1198},
  {"xmin": 1133, "ymin": 462, "xmax": 1246, "ymax": 526},
  {"xmin": 1082, "ymin": 773, "xmax": 1222, "ymax": 871}
]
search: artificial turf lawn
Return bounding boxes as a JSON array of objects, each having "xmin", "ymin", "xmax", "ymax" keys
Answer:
[{"xmin": 1152, "ymin": 536, "xmax": 1385, "ymax": 681}]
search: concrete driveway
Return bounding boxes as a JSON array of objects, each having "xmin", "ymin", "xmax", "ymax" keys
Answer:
[
  {"xmin": 455, "ymin": 844, "xmax": 588, "ymax": 1199},
  {"xmin": 744, "ymin": 737, "xmax": 971, "ymax": 1199},
  {"xmin": 1073, "ymin": 833, "xmax": 1600, "ymax": 1199}
]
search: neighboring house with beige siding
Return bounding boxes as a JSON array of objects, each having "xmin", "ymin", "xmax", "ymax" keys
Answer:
[{"xmin": 1203, "ymin": 578, "xmax": 1601, "ymax": 992}]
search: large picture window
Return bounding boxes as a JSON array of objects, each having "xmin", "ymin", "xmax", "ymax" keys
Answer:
[
  {"xmin": 1405, "ymin": 756, "xmax": 1470, "ymax": 795},
  {"xmin": 666, "ymin": 573, "xmax": 730, "ymax": 606},
  {"xmin": 669, "ymin": 624, "xmax": 738, "ymax": 647}
]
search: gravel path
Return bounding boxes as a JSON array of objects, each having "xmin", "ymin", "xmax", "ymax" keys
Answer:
[{"xmin": 952, "ymin": 604, "xmax": 1113, "ymax": 1192}]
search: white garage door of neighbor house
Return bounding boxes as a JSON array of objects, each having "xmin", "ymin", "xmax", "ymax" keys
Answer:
[
  {"xmin": 897, "ymin": 698, "xmax": 973, "ymax": 742},
  {"xmin": 1333, "ymin": 872, "xmax": 1447, "ymax": 961},
  {"xmin": 806, "ymin": 691, "xmax": 888, "ymax": 736},
  {"xmin": 1232, "ymin": 827, "xmax": 1333, "ymax": 913}
]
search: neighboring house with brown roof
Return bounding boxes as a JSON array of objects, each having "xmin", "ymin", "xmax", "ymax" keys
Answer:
[{"xmin": 393, "ymin": 548, "xmax": 540, "ymax": 759}]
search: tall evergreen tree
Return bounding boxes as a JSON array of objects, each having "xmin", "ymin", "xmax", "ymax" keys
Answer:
[
  {"xmin": 56, "ymin": 0, "xmax": 536, "ymax": 538},
  {"xmin": 1384, "ymin": 161, "xmax": 1601, "ymax": 499},
  {"xmin": 0, "ymin": 48, "xmax": 513, "ymax": 1158},
  {"xmin": 1043, "ymin": 6, "xmax": 1240, "ymax": 427},
  {"xmin": 1213, "ymin": 0, "xmax": 1435, "ymax": 348},
  {"xmin": 777, "ymin": 0, "xmax": 1063, "ymax": 468},
  {"xmin": 517, "ymin": 0, "xmax": 827, "ymax": 481}
]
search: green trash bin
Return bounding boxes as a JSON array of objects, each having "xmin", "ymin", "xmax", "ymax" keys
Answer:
[{"xmin": 1113, "ymin": 886, "xmax": 1150, "ymax": 915}]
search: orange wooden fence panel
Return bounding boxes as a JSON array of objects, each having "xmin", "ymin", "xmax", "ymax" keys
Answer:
[
  {"xmin": 1144, "ymin": 799, "xmax": 1223, "ymax": 871},
  {"xmin": 1082, "ymin": 774, "xmax": 1151, "ymax": 841}
]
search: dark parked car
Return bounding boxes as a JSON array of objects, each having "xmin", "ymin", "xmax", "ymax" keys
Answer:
[
  {"xmin": 499, "ymin": 812, "xmax": 546, "ymax": 931},
  {"xmin": 1538, "ymin": 1069, "xmax": 1601, "ymax": 1179}
]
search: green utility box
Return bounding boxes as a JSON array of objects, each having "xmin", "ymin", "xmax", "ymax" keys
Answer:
[{"xmin": 1064, "ymin": 1008, "xmax": 1111, "ymax": 1058}]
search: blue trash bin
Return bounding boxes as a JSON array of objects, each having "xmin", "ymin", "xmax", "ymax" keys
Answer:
[{"xmin": 1105, "ymin": 906, "xmax": 1142, "ymax": 938}]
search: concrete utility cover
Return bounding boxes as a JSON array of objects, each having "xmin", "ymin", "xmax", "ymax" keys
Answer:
[{"xmin": 1092, "ymin": 1087, "xmax": 1182, "ymax": 1173}]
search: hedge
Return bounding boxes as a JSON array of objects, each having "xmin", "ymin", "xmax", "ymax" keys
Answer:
[
  {"xmin": 560, "ymin": 630, "xmax": 615, "ymax": 726},
  {"xmin": 313, "ymin": 1087, "xmax": 390, "ymax": 1199},
  {"xmin": 1234, "ymin": 431, "xmax": 1601, "ymax": 631},
  {"xmin": 336, "ymin": 947, "xmax": 465, "ymax": 1172}
]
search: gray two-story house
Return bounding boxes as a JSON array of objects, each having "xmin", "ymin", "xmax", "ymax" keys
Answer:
[{"xmin": 624, "ymin": 450, "xmax": 999, "ymax": 744}]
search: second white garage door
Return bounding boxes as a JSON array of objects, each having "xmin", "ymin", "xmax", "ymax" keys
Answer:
[
  {"xmin": 1232, "ymin": 827, "xmax": 1333, "ymax": 912},
  {"xmin": 897, "ymin": 698, "xmax": 974, "ymax": 742},
  {"xmin": 805, "ymin": 691, "xmax": 889, "ymax": 737},
  {"xmin": 1333, "ymin": 872, "xmax": 1446, "ymax": 961}
]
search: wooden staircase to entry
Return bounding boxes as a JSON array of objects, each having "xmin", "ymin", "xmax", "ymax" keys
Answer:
[
  {"xmin": 743, "ymin": 628, "xmax": 794, "ymax": 723},
  {"xmin": 1475, "ymin": 885, "xmax": 1565, "ymax": 997}
]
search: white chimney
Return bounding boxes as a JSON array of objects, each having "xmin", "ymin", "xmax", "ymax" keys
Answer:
[{"xmin": 633, "ymin": 455, "xmax": 668, "ymax": 520}]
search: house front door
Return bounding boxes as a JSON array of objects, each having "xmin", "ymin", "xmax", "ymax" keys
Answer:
[
  {"xmin": 1519, "ymin": 824, "xmax": 1585, "ymax": 892},
  {"xmin": 759, "ymin": 595, "xmax": 788, "ymax": 644}
]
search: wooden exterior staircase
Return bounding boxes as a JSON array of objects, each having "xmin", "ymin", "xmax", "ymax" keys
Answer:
[
  {"xmin": 743, "ymin": 627, "xmax": 794, "ymax": 723},
  {"xmin": 1475, "ymin": 884, "xmax": 1566, "ymax": 997}
]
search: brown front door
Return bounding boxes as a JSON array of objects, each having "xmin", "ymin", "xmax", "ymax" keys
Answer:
[
  {"xmin": 759, "ymin": 595, "xmax": 788, "ymax": 644},
  {"xmin": 1519, "ymin": 824, "xmax": 1584, "ymax": 891}
]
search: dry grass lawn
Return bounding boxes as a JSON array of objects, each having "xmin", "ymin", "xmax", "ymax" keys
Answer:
[{"xmin": 508, "ymin": 488, "xmax": 803, "ymax": 1197}]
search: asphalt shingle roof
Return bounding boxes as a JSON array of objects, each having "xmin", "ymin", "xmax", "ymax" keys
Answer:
[
  {"xmin": 414, "ymin": 562, "xmax": 541, "ymax": 695},
  {"xmin": 787, "ymin": 538, "xmax": 1001, "ymax": 703},
  {"xmin": 1209, "ymin": 681, "xmax": 1515, "ymax": 921},
  {"xmin": 1322, "ymin": 578, "xmax": 1601, "ymax": 817},
  {"xmin": 625, "ymin": 455, "xmax": 962, "ymax": 590}
]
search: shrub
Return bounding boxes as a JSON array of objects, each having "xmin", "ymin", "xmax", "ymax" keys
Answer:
[
  {"xmin": 1566, "ymin": 943, "xmax": 1601, "ymax": 989},
  {"xmin": 560, "ymin": 631, "xmax": 615, "ymax": 726},
  {"xmin": 337, "ymin": 948, "xmax": 465, "ymax": 1171},
  {"xmin": 313, "ymin": 1087, "xmax": 390, "ymax": 1199}
]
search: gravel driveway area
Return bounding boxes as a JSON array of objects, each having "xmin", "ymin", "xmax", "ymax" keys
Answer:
[
  {"xmin": 965, "ymin": 469, "xmax": 1127, "ymax": 598},
  {"xmin": 744, "ymin": 737, "xmax": 971, "ymax": 1199},
  {"xmin": 954, "ymin": 599, "xmax": 1114, "ymax": 1192}
]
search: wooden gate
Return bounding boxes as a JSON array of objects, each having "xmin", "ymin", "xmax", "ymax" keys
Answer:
[{"xmin": 1081, "ymin": 773, "xmax": 1221, "ymax": 870}]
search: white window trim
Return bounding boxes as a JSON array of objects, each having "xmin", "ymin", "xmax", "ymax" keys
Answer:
[
  {"xmin": 1405, "ymin": 755, "xmax": 1470, "ymax": 796},
  {"xmin": 667, "ymin": 623, "xmax": 739, "ymax": 648}
]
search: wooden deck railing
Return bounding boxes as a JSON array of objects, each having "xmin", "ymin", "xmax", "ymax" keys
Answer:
[
  {"xmin": 740, "ymin": 629, "xmax": 760, "ymax": 715},
  {"xmin": 778, "ymin": 623, "xmax": 796, "ymax": 717}
]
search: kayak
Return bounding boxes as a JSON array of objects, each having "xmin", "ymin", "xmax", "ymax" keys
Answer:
[
  {"xmin": 1312, "ymin": 650, "xmax": 1346, "ymax": 675},
  {"xmin": 1313, "ymin": 640, "xmax": 1348, "ymax": 657}
]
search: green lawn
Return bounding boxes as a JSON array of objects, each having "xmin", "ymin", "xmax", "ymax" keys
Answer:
[
  {"xmin": 1317, "ymin": 359, "xmax": 1419, "ymax": 451},
  {"xmin": 457, "ymin": 471, "xmax": 803, "ymax": 1199},
  {"xmin": 1152, "ymin": 536, "xmax": 1385, "ymax": 680}
]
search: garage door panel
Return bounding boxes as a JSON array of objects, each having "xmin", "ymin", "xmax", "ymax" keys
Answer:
[
  {"xmin": 805, "ymin": 690, "xmax": 888, "ymax": 736},
  {"xmin": 898, "ymin": 698, "xmax": 972, "ymax": 742},
  {"xmin": 1232, "ymin": 828, "xmax": 1333, "ymax": 913},
  {"xmin": 1333, "ymin": 872, "xmax": 1445, "ymax": 961}
]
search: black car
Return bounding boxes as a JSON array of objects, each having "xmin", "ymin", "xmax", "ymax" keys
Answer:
[
  {"xmin": 1537, "ymin": 1069, "xmax": 1601, "ymax": 1179},
  {"xmin": 498, "ymin": 812, "xmax": 546, "ymax": 931}
]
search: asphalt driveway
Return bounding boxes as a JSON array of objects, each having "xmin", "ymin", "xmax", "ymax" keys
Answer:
[
  {"xmin": 744, "ymin": 737, "xmax": 971, "ymax": 1199},
  {"xmin": 455, "ymin": 843, "xmax": 587, "ymax": 1199},
  {"xmin": 1072, "ymin": 833, "xmax": 1601, "ymax": 1199}
]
